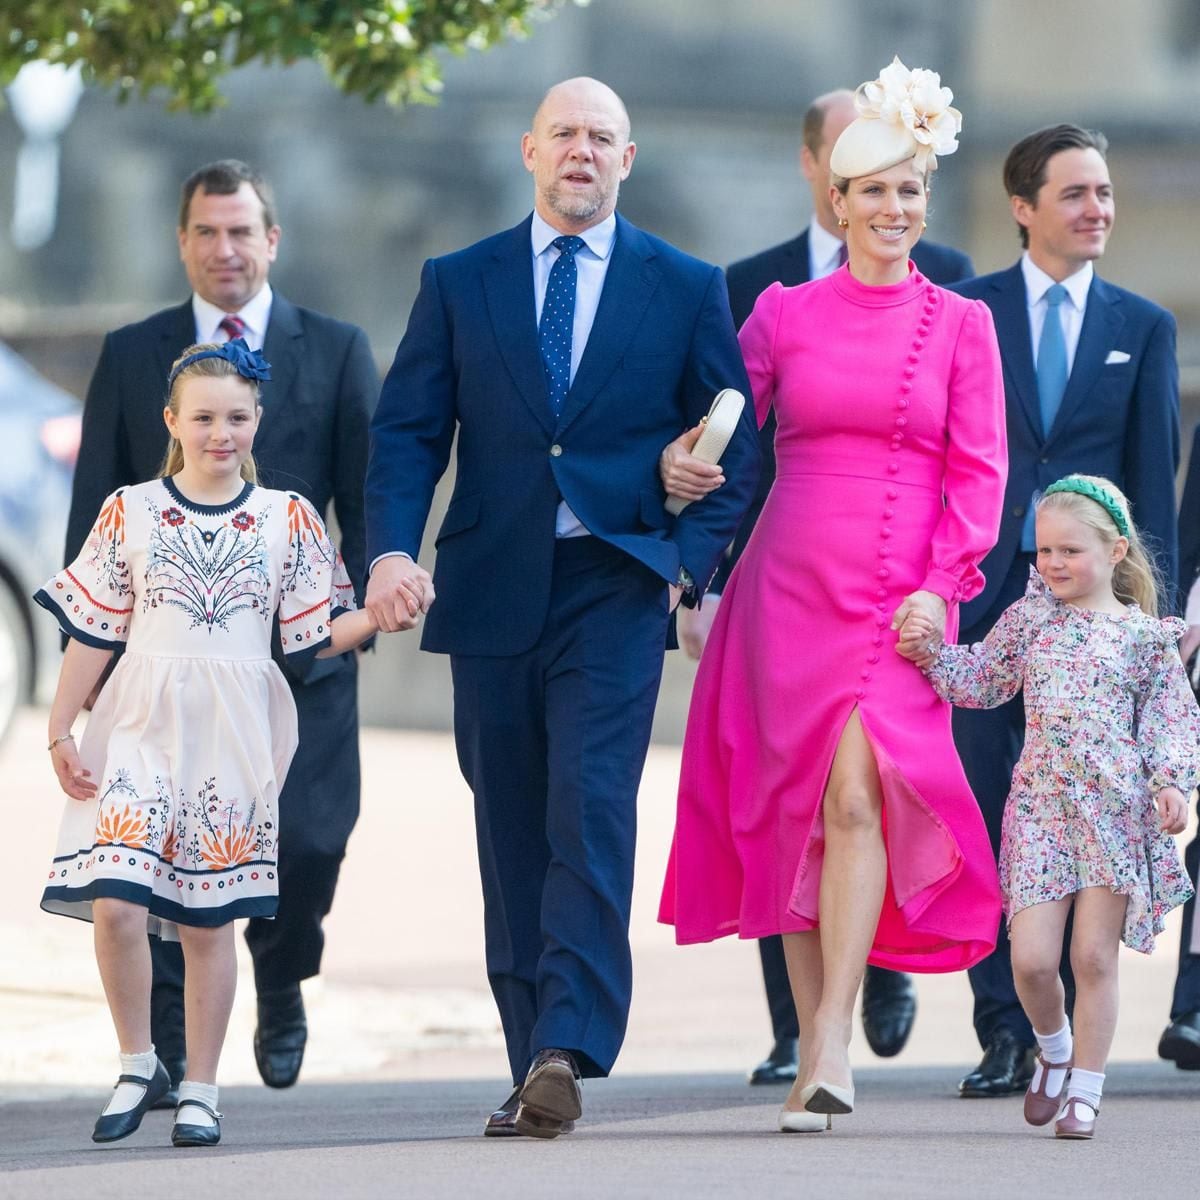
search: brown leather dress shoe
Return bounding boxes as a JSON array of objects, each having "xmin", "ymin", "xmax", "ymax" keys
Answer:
[
  {"xmin": 484, "ymin": 1083, "xmax": 576, "ymax": 1137},
  {"xmin": 514, "ymin": 1049, "xmax": 583, "ymax": 1139}
]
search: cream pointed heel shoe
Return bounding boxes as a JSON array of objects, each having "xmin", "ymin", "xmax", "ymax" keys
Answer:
[
  {"xmin": 800, "ymin": 1080, "xmax": 855, "ymax": 1117},
  {"xmin": 778, "ymin": 1106, "xmax": 828, "ymax": 1133}
]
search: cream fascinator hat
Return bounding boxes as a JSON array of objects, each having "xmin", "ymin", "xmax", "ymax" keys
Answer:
[{"xmin": 830, "ymin": 56, "xmax": 962, "ymax": 179}]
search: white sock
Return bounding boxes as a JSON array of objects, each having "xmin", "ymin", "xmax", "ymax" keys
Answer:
[
  {"xmin": 177, "ymin": 1080, "xmax": 220, "ymax": 1128},
  {"xmin": 101, "ymin": 1046, "xmax": 158, "ymax": 1116},
  {"xmin": 1066, "ymin": 1067, "xmax": 1104, "ymax": 1112},
  {"xmin": 1031, "ymin": 1021, "xmax": 1072, "ymax": 1099}
]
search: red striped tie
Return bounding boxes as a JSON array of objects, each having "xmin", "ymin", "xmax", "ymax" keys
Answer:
[{"xmin": 218, "ymin": 314, "xmax": 246, "ymax": 342}]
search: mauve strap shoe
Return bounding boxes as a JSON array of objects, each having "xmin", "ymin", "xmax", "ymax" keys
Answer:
[
  {"xmin": 1023, "ymin": 1052, "xmax": 1072, "ymax": 1126},
  {"xmin": 1054, "ymin": 1096, "xmax": 1098, "ymax": 1139}
]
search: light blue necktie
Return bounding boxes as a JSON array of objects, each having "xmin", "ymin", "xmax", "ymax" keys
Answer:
[
  {"xmin": 1036, "ymin": 284, "xmax": 1069, "ymax": 437},
  {"xmin": 538, "ymin": 235, "xmax": 584, "ymax": 415},
  {"xmin": 1022, "ymin": 283, "xmax": 1070, "ymax": 550}
]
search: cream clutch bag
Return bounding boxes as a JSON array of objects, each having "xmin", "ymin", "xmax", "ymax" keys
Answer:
[{"xmin": 665, "ymin": 388, "xmax": 746, "ymax": 516}]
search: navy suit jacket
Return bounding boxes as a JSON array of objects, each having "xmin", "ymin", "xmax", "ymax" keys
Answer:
[
  {"xmin": 366, "ymin": 212, "xmax": 760, "ymax": 658},
  {"xmin": 714, "ymin": 232, "xmax": 974, "ymax": 587},
  {"xmin": 1179, "ymin": 423, "xmax": 1200, "ymax": 593},
  {"xmin": 952, "ymin": 263, "xmax": 1179, "ymax": 625},
  {"xmin": 66, "ymin": 295, "xmax": 377, "ymax": 599}
]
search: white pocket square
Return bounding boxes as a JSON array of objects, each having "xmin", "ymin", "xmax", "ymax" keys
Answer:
[{"xmin": 1105, "ymin": 350, "xmax": 1131, "ymax": 365}]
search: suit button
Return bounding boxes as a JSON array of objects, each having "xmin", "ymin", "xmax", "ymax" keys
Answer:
[
  {"xmin": 1040, "ymin": 456, "xmax": 1049, "ymax": 464},
  {"xmin": 550, "ymin": 444, "xmax": 563, "ymax": 457},
  {"xmin": 1012, "ymin": 505, "xmax": 1026, "ymax": 517}
]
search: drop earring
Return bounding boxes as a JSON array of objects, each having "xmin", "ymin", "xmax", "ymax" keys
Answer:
[{"xmin": 837, "ymin": 218, "xmax": 848, "ymax": 228}]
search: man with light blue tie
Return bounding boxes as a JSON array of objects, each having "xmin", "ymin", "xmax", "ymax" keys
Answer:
[
  {"xmin": 365, "ymin": 77, "xmax": 758, "ymax": 1138},
  {"xmin": 950, "ymin": 123, "xmax": 1180, "ymax": 1097}
]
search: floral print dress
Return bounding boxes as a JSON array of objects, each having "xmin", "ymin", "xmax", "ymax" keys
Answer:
[
  {"xmin": 926, "ymin": 570, "xmax": 1197, "ymax": 952},
  {"xmin": 36, "ymin": 477, "xmax": 354, "ymax": 935}
]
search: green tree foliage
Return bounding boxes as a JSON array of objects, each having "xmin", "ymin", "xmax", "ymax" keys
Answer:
[{"xmin": 0, "ymin": 1, "xmax": 587, "ymax": 113}]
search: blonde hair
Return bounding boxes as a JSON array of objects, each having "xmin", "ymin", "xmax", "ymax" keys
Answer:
[
  {"xmin": 1036, "ymin": 474, "xmax": 1161, "ymax": 616},
  {"xmin": 160, "ymin": 343, "xmax": 260, "ymax": 483}
]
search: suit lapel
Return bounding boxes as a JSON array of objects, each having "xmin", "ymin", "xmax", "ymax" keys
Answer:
[
  {"xmin": 1047, "ymin": 275, "xmax": 1123, "ymax": 445},
  {"xmin": 780, "ymin": 231, "xmax": 812, "ymax": 286},
  {"xmin": 556, "ymin": 214, "xmax": 660, "ymax": 434},
  {"xmin": 989, "ymin": 265, "xmax": 1042, "ymax": 442},
  {"xmin": 262, "ymin": 294, "xmax": 303, "ymax": 410},
  {"xmin": 482, "ymin": 218, "xmax": 555, "ymax": 436},
  {"xmin": 158, "ymin": 302, "xmax": 196, "ymax": 380}
]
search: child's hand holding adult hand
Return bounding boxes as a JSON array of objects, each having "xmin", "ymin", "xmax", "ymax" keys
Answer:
[
  {"xmin": 1155, "ymin": 786, "xmax": 1189, "ymax": 835},
  {"xmin": 50, "ymin": 738, "xmax": 97, "ymax": 801}
]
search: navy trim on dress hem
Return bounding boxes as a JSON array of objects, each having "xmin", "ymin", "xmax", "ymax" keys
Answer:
[{"xmin": 42, "ymin": 879, "xmax": 278, "ymax": 927}]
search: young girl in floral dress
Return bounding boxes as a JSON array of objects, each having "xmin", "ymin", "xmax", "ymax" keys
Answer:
[
  {"xmin": 37, "ymin": 341, "xmax": 400, "ymax": 1148},
  {"xmin": 899, "ymin": 474, "xmax": 1197, "ymax": 1140}
]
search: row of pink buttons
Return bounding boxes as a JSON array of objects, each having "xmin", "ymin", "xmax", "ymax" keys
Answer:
[{"xmin": 856, "ymin": 283, "xmax": 941, "ymax": 701}]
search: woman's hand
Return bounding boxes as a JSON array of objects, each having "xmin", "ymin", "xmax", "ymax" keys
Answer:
[
  {"xmin": 50, "ymin": 738, "xmax": 97, "ymax": 801},
  {"xmin": 659, "ymin": 425, "xmax": 725, "ymax": 502},
  {"xmin": 892, "ymin": 590, "xmax": 947, "ymax": 668},
  {"xmin": 1155, "ymin": 786, "xmax": 1189, "ymax": 836}
]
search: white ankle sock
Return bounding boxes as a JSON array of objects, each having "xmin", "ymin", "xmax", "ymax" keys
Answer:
[
  {"xmin": 102, "ymin": 1047, "xmax": 158, "ymax": 1116},
  {"xmin": 1031, "ymin": 1022, "xmax": 1072, "ymax": 1098},
  {"xmin": 177, "ymin": 1081, "xmax": 220, "ymax": 1128},
  {"xmin": 1066, "ymin": 1067, "xmax": 1104, "ymax": 1111}
]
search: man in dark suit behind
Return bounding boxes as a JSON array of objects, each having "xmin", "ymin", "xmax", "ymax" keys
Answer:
[
  {"xmin": 950, "ymin": 124, "xmax": 1179, "ymax": 1097},
  {"xmin": 365, "ymin": 77, "xmax": 758, "ymax": 1138},
  {"xmin": 66, "ymin": 160, "xmax": 378, "ymax": 1100},
  {"xmin": 667, "ymin": 89, "xmax": 973, "ymax": 1086}
]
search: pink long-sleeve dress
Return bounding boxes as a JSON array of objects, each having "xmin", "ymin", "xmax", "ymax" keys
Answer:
[{"xmin": 659, "ymin": 265, "xmax": 1008, "ymax": 972}]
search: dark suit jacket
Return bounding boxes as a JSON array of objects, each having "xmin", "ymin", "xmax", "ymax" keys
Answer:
[
  {"xmin": 953, "ymin": 264, "xmax": 1179, "ymax": 625},
  {"xmin": 713, "ymin": 232, "xmax": 974, "ymax": 588},
  {"xmin": 366, "ymin": 212, "xmax": 760, "ymax": 658},
  {"xmin": 66, "ymin": 295, "xmax": 377, "ymax": 599},
  {"xmin": 1178, "ymin": 423, "xmax": 1200, "ymax": 594}
]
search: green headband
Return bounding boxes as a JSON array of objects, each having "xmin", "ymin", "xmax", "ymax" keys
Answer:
[{"xmin": 1041, "ymin": 477, "xmax": 1131, "ymax": 538}]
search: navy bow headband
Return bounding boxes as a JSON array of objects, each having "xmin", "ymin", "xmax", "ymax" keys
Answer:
[{"xmin": 168, "ymin": 338, "xmax": 272, "ymax": 388}]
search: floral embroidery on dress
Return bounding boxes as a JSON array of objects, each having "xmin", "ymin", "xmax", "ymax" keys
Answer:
[
  {"xmin": 926, "ymin": 569, "xmax": 1197, "ymax": 952},
  {"xmin": 143, "ymin": 497, "xmax": 273, "ymax": 633}
]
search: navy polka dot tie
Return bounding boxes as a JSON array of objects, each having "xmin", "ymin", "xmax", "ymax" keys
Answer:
[{"xmin": 539, "ymin": 236, "xmax": 584, "ymax": 414}]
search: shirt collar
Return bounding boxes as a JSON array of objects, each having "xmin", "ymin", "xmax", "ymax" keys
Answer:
[
  {"xmin": 531, "ymin": 211, "xmax": 617, "ymax": 261},
  {"xmin": 808, "ymin": 219, "xmax": 845, "ymax": 274},
  {"xmin": 191, "ymin": 283, "xmax": 274, "ymax": 344},
  {"xmin": 1021, "ymin": 252, "xmax": 1092, "ymax": 311}
]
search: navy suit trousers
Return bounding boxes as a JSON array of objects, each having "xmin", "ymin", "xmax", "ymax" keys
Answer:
[{"xmin": 450, "ymin": 538, "xmax": 669, "ymax": 1083}]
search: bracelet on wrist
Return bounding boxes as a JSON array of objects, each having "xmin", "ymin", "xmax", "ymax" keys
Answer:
[{"xmin": 47, "ymin": 733, "xmax": 75, "ymax": 752}]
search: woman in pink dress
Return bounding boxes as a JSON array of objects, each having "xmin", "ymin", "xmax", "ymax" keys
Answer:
[{"xmin": 659, "ymin": 58, "xmax": 1008, "ymax": 1131}]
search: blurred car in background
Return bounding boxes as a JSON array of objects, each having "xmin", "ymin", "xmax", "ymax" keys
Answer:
[{"xmin": 0, "ymin": 341, "xmax": 80, "ymax": 745}]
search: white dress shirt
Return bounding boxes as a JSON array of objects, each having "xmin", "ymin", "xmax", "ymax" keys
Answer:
[
  {"xmin": 531, "ymin": 210, "xmax": 618, "ymax": 538},
  {"xmin": 191, "ymin": 284, "xmax": 273, "ymax": 351},
  {"xmin": 807, "ymin": 219, "xmax": 846, "ymax": 281},
  {"xmin": 1020, "ymin": 252, "xmax": 1092, "ymax": 376}
]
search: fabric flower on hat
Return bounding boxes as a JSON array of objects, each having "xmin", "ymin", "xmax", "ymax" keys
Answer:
[{"xmin": 853, "ymin": 56, "xmax": 962, "ymax": 174}]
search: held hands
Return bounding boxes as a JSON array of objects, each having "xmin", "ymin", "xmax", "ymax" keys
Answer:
[
  {"xmin": 660, "ymin": 424, "xmax": 725, "ymax": 502},
  {"xmin": 365, "ymin": 556, "xmax": 434, "ymax": 634},
  {"xmin": 892, "ymin": 590, "xmax": 948, "ymax": 669},
  {"xmin": 1180, "ymin": 624, "xmax": 1200, "ymax": 665},
  {"xmin": 1155, "ymin": 787, "xmax": 1189, "ymax": 836},
  {"xmin": 50, "ymin": 737, "xmax": 97, "ymax": 801}
]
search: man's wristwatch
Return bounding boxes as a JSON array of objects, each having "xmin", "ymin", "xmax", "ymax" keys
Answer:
[{"xmin": 676, "ymin": 566, "xmax": 695, "ymax": 593}]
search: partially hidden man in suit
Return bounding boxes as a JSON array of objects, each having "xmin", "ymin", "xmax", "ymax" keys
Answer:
[
  {"xmin": 949, "ymin": 124, "xmax": 1179, "ymax": 1097},
  {"xmin": 666, "ymin": 89, "xmax": 973, "ymax": 1087},
  {"xmin": 1158, "ymin": 432, "xmax": 1200, "ymax": 1070},
  {"xmin": 364, "ymin": 77, "xmax": 759, "ymax": 1138},
  {"xmin": 66, "ymin": 160, "xmax": 378, "ymax": 1101}
]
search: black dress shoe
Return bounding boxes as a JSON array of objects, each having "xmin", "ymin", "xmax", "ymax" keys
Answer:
[
  {"xmin": 861, "ymin": 967, "xmax": 917, "ymax": 1059},
  {"xmin": 1158, "ymin": 1011, "xmax": 1200, "ymax": 1070},
  {"xmin": 958, "ymin": 1029, "xmax": 1036, "ymax": 1097},
  {"xmin": 253, "ymin": 983, "xmax": 307, "ymax": 1089},
  {"xmin": 91, "ymin": 1060, "xmax": 171, "ymax": 1143},
  {"xmin": 150, "ymin": 1058, "xmax": 185, "ymax": 1112},
  {"xmin": 484, "ymin": 1086, "xmax": 575, "ymax": 1137},
  {"xmin": 171, "ymin": 1099, "xmax": 222, "ymax": 1147},
  {"xmin": 748, "ymin": 1037, "xmax": 799, "ymax": 1085},
  {"xmin": 514, "ymin": 1049, "xmax": 583, "ymax": 1139}
]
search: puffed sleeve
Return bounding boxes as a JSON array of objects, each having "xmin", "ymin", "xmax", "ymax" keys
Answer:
[
  {"xmin": 921, "ymin": 299, "xmax": 1008, "ymax": 604},
  {"xmin": 35, "ymin": 488, "xmax": 133, "ymax": 648},
  {"xmin": 277, "ymin": 493, "xmax": 356, "ymax": 678},
  {"xmin": 925, "ymin": 571, "xmax": 1049, "ymax": 707},
  {"xmin": 1134, "ymin": 616, "xmax": 1200, "ymax": 796},
  {"xmin": 736, "ymin": 282, "xmax": 783, "ymax": 427}
]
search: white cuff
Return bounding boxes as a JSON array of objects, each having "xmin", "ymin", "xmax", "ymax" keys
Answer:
[{"xmin": 369, "ymin": 551, "xmax": 413, "ymax": 575}]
